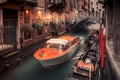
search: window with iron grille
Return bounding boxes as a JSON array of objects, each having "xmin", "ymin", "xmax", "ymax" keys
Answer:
[
  {"xmin": 24, "ymin": 29, "xmax": 32, "ymax": 40},
  {"xmin": 36, "ymin": 27, "xmax": 43, "ymax": 36}
]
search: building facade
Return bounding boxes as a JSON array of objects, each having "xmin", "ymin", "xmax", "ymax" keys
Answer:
[
  {"xmin": 77, "ymin": 0, "xmax": 89, "ymax": 20},
  {"xmin": 0, "ymin": 0, "xmax": 38, "ymax": 50},
  {"xmin": 0, "ymin": 0, "xmax": 90, "ymax": 51},
  {"xmin": 89, "ymin": 0, "xmax": 104, "ymax": 18},
  {"xmin": 0, "ymin": 0, "xmax": 51, "ymax": 50},
  {"xmin": 45, "ymin": 0, "xmax": 67, "ymax": 34},
  {"xmin": 103, "ymin": 0, "xmax": 120, "ymax": 79},
  {"xmin": 45, "ymin": 0, "xmax": 89, "ymax": 24}
]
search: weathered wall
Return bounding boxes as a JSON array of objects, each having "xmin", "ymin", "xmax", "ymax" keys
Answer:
[
  {"xmin": 106, "ymin": 1, "xmax": 120, "ymax": 80},
  {"xmin": 106, "ymin": 0, "xmax": 113, "ymax": 40},
  {"xmin": 106, "ymin": 0, "xmax": 120, "ymax": 55},
  {"xmin": 113, "ymin": 0, "xmax": 120, "ymax": 55}
]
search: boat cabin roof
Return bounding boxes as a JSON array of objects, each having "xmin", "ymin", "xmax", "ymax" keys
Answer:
[
  {"xmin": 59, "ymin": 36, "xmax": 77, "ymax": 42},
  {"xmin": 46, "ymin": 38, "xmax": 69, "ymax": 45}
]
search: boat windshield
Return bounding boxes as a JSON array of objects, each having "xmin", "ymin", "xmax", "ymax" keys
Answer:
[{"xmin": 45, "ymin": 43, "xmax": 65, "ymax": 50}]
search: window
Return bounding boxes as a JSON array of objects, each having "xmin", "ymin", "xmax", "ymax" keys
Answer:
[
  {"xmin": 24, "ymin": 29, "xmax": 32, "ymax": 40},
  {"xmin": 96, "ymin": 2, "xmax": 98, "ymax": 5},
  {"xmin": 91, "ymin": 2, "xmax": 93, "ymax": 5},
  {"xmin": 102, "ymin": 5, "xmax": 104, "ymax": 8},
  {"xmin": 45, "ymin": 43, "xmax": 65, "ymax": 50},
  {"xmin": 36, "ymin": 27, "xmax": 42, "ymax": 36},
  {"xmin": 36, "ymin": 23, "xmax": 43, "ymax": 36}
]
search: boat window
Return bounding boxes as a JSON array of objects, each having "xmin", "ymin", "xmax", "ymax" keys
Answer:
[
  {"xmin": 68, "ymin": 42, "xmax": 71, "ymax": 46},
  {"xmin": 59, "ymin": 44, "xmax": 66, "ymax": 50},
  {"xmin": 45, "ymin": 43, "xmax": 67, "ymax": 50},
  {"xmin": 45, "ymin": 43, "xmax": 55, "ymax": 48},
  {"xmin": 59, "ymin": 44, "xmax": 62, "ymax": 49}
]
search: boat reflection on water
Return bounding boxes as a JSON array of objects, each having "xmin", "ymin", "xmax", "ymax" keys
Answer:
[{"xmin": 34, "ymin": 36, "xmax": 81, "ymax": 69}]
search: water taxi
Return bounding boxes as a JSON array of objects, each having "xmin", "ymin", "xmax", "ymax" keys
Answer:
[{"xmin": 34, "ymin": 36, "xmax": 81, "ymax": 68}]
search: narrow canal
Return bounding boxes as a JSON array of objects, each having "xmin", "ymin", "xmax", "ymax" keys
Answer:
[
  {"xmin": 1, "ymin": 23, "xmax": 99, "ymax": 80},
  {"xmin": 0, "ymin": 31, "xmax": 88, "ymax": 80}
]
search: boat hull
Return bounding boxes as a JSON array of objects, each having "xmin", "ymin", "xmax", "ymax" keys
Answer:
[{"xmin": 39, "ymin": 42, "xmax": 80, "ymax": 68}]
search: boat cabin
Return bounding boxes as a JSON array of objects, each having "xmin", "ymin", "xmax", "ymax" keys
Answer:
[
  {"xmin": 45, "ymin": 37, "xmax": 80, "ymax": 50},
  {"xmin": 59, "ymin": 36, "xmax": 80, "ymax": 46},
  {"xmin": 45, "ymin": 38, "xmax": 69, "ymax": 50}
]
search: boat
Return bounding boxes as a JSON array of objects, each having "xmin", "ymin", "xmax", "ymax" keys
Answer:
[
  {"xmin": 65, "ymin": 49, "xmax": 100, "ymax": 80},
  {"xmin": 85, "ymin": 30, "xmax": 99, "ymax": 48},
  {"xmin": 34, "ymin": 36, "xmax": 81, "ymax": 68}
]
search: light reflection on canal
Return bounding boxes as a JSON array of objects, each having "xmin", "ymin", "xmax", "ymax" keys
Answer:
[{"xmin": 1, "ymin": 31, "xmax": 88, "ymax": 80}]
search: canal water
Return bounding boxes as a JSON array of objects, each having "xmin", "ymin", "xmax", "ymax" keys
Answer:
[{"xmin": 1, "ymin": 31, "xmax": 88, "ymax": 80}]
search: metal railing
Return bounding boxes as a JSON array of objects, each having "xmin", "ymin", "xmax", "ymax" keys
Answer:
[{"xmin": 0, "ymin": 27, "xmax": 14, "ymax": 51}]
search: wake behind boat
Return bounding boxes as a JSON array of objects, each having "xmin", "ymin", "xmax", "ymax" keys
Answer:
[{"xmin": 34, "ymin": 36, "xmax": 81, "ymax": 68}]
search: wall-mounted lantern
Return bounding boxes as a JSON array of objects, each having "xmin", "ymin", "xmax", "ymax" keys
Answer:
[
  {"xmin": 37, "ymin": 10, "xmax": 42, "ymax": 15},
  {"xmin": 24, "ymin": 9, "xmax": 30, "ymax": 23},
  {"xmin": 25, "ymin": 10, "xmax": 29, "ymax": 14},
  {"xmin": 36, "ymin": 10, "xmax": 43, "ymax": 20}
]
